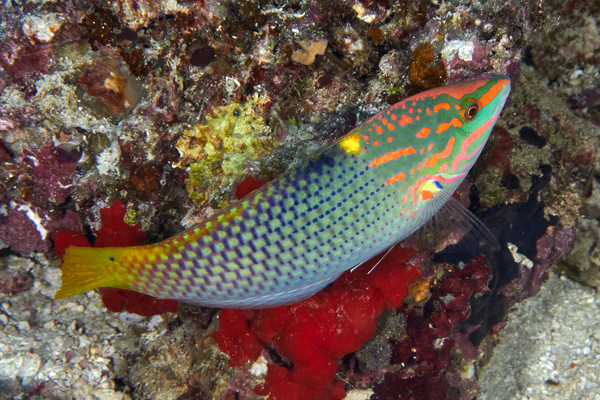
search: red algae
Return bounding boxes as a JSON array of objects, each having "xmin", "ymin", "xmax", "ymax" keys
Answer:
[
  {"xmin": 99, "ymin": 287, "xmax": 178, "ymax": 316},
  {"xmin": 214, "ymin": 245, "xmax": 421, "ymax": 400}
]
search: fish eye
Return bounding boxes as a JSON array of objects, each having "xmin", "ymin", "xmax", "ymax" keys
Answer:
[{"xmin": 464, "ymin": 104, "xmax": 478, "ymax": 121}]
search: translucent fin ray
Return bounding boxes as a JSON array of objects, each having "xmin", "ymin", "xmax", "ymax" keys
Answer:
[{"xmin": 405, "ymin": 192, "xmax": 500, "ymax": 255}]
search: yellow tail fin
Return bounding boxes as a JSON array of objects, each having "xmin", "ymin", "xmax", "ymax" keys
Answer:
[{"xmin": 54, "ymin": 246, "xmax": 115, "ymax": 299}]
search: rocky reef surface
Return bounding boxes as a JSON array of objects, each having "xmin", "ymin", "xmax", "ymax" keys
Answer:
[{"xmin": 0, "ymin": 0, "xmax": 599, "ymax": 399}]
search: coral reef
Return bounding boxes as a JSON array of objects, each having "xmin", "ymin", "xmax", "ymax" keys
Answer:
[{"xmin": 1, "ymin": 0, "xmax": 599, "ymax": 398}]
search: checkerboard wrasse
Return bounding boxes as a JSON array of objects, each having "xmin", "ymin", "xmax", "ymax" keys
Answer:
[{"xmin": 55, "ymin": 76, "xmax": 511, "ymax": 308}]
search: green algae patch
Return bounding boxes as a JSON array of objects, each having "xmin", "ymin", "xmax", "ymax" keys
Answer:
[{"xmin": 175, "ymin": 93, "xmax": 274, "ymax": 205}]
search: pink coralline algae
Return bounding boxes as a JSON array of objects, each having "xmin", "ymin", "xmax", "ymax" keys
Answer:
[
  {"xmin": 0, "ymin": 145, "xmax": 81, "ymax": 253},
  {"xmin": 0, "ymin": 204, "xmax": 52, "ymax": 253},
  {"xmin": 22, "ymin": 145, "xmax": 79, "ymax": 206},
  {"xmin": 0, "ymin": 41, "xmax": 49, "ymax": 82},
  {"xmin": 502, "ymin": 228, "xmax": 575, "ymax": 305},
  {"xmin": 0, "ymin": 202, "xmax": 81, "ymax": 254}
]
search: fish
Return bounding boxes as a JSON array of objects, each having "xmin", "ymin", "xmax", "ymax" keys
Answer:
[{"xmin": 55, "ymin": 76, "xmax": 511, "ymax": 309}]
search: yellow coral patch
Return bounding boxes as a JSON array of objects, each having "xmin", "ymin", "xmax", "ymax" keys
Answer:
[{"xmin": 174, "ymin": 93, "xmax": 275, "ymax": 204}]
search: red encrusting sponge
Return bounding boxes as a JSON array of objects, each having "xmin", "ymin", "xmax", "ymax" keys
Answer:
[{"xmin": 214, "ymin": 244, "xmax": 421, "ymax": 400}]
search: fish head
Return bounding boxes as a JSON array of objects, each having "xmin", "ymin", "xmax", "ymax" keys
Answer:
[
  {"xmin": 450, "ymin": 75, "xmax": 512, "ymax": 172},
  {"xmin": 339, "ymin": 75, "xmax": 511, "ymax": 211},
  {"xmin": 405, "ymin": 76, "xmax": 512, "ymax": 207}
]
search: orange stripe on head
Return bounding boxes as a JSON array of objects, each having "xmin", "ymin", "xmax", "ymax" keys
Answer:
[
  {"xmin": 452, "ymin": 112, "xmax": 498, "ymax": 172},
  {"xmin": 390, "ymin": 79, "xmax": 492, "ymax": 112},
  {"xmin": 434, "ymin": 102, "xmax": 451, "ymax": 113},
  {"xmin": 369, "ymin": 146, "xmax": 416, "ymax": 168},
  {"xmin": 425, "ymin": 136, "xmax": 456, "ymax": 168},
  {"xmin": 459, "ymin": 143, "xmax": 485, "ymax": 171},
  {"xmin": 478, "ymin": 78, "xmax": 511, "ymax": 109},
  {"xmin": 415, "ymin": 126, "xmax": 431, "ymax": 139},
  {"xmin": 435, "ymin": 117, "xmax": 463, "ymax": 133},
  {"xmin": 409, "ymin": 79, "xmax": 489, "ymax": 102}
]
